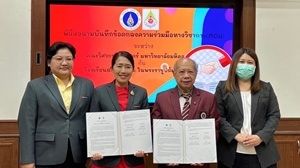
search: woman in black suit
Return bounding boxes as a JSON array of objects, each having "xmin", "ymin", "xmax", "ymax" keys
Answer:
[
  {"xmin": 215, "ymin": 48, "xmax": 280, "ymax": 168},
  {"xmin": 89, "ymin": 51, "xmax": 149, "ymax": 168}
]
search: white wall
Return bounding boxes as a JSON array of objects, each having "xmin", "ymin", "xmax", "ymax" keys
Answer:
[
  {"xmin": 0, "ymin": 0, "xmax": 299, "ymax": 119},
  {"xmin": 0, "ymin": 0, "xmax": 30, "ymax": 119},
  {"xmin": 256, "ymin": 0, "xmax": 300, "ymax": 117}
]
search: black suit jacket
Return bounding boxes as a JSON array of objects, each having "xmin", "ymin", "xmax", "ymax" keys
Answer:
[
  {"xmin": 215, "ymin": 81, "xmax": 280, "ymax": 168},
  {"xmin": 18, "ymin": 75, "xmax": 94, "ymax": 165},
  {"xmin": 90, "ymin": 81, "xmax": 149, "ymax": 167}
]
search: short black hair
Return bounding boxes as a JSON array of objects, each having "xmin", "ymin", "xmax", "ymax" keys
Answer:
[
  {"xmin": 47, "ymin": 41, "xmax": 76, "ymax": 60},
  {"xmin": 111, "ymin": 51, "xmax": 134, "ymax": 69}
]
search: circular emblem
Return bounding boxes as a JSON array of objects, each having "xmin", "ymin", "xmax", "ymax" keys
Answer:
[
  {"xmin": 119, "ymin": 8, "xmax": 141, "ymax": 31},
  {"xmin": 200, "ymin": 112, "xmax": 207, "ymax": 119}
]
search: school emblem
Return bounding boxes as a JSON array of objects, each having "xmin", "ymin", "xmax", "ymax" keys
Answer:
[{"xmin": 142, "ymin": 9, "xmax": 159, "ymax": 30}]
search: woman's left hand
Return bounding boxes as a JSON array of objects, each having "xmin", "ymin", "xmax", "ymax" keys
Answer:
[
  {"xmin": 243, "ymin": 135, "xmax": 262, "ymax": 147},
  {"xmin": 134, "ymin": 150, "xmax": 147, "ymax": 157}
]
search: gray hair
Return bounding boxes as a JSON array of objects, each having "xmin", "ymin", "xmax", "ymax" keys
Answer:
[{"xmin": 173, "ymin": 58, "xmax": 198, "ymax": 72}]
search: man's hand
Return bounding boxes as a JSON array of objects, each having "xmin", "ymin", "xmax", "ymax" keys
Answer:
[
  {"xmin": 167, "ymin": 163, "xmax": 179, "ymax": 166},
  {"xmin": 20, "ymin": 163, "xmax": 35, "ymax": 168},
  {"xmin": 191, "ymin": 163, "xmax": 204, "ymax": 166}
]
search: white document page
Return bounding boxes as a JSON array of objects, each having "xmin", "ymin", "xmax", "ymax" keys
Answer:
[
  {"xmin": 120, "ymin": 109, "xmax": 153, "ymax": 155},
  {"xmin": 86, "ymin": 112, "xmax": 119, "ymax": 157},
  {"xmin": 153, "ymin": 119, "xmax": 183, "ymax": 164},
  {"xmin": 153, "ymin": 119, "xmax": 217, "ymax": 164},
  {"xmin": 86, "ymin": 109, "xmax": 152, "ymax": 157},
  {"xmin": 184, "ymin": 119, "xmax": 217, "ymax": 163}
]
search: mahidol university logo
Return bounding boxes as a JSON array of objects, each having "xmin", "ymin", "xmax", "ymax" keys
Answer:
[{"xmin": 119, "ymin": 8, "xmax": 141, "ymax": 31}]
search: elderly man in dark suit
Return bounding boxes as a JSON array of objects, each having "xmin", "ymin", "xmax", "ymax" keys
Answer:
[
  {"xmin": 152, "ymin": 58, "xmax": 220, "ymax": 168},
  {"xmin": 18, "ymin": 42, "xmax": 94, "ymax": 168}
]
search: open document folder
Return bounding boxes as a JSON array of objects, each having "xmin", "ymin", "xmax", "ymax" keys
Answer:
[
  {"xmin": 86, "ymin": 109, "xmax": 152, "ymax": 157},
  {"xmin": 153, "ymin": 119, "xmax": 217, "ymax": 164}
]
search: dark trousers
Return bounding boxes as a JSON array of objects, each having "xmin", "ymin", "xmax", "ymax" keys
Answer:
[
  {"xmin": 218, "ymin": 153, "xmax": 277, "ymax": 168},
  {"xmin": 36, "ymin": 141, "xmax": 86, "ymax": 168}
]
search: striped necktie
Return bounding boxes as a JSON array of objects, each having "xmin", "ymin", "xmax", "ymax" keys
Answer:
[{"xmin": 182, "ymin": 94, "xmax": 191, "ymax": 120}]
